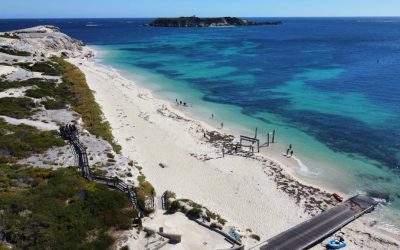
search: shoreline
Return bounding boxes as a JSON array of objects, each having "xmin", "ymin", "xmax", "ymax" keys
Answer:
[
  {"xmin": 90, "ymin": 46, "xmax": 356, "ymax": 197},
  {"xmin": 68, "ymin": 47, "xmax": 399, "ymax": 248}
]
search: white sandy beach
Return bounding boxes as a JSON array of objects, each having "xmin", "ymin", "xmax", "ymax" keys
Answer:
[
  {"xmin": 67, "ymin": 49, "xmax": 399, "ymax": 249},
  {"xmin": 2, "ymin": 24, "xmax": 397, "ymax": 249}
]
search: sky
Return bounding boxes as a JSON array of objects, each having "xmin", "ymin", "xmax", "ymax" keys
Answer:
[{"xmin": 0, "ymin": 0, "xmax": 399, "ymax": 18}]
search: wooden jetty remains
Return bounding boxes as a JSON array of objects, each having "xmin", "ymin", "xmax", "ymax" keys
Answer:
[
  {"xmin": 240, "ymin": 135, "xmax": 260, "ymax": 153},
  {"xmin": 60, "ymin": 124, "xmax": 148, "ymax": 218},
  {"xmin": 253, "ymin": 195, "xmax": 379, "ymax": 250}
]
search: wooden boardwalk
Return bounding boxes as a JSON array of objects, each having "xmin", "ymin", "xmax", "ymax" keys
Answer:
[
  {"xmin": 253, "ymin": 195, "xmax": 378, "ymax": 250},
  {"xmin": 60, "ymin": 124, "xmax": 145, "ymax": 217}
]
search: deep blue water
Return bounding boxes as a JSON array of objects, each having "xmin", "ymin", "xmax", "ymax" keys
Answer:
[{"xmin": 1, "ymin": 18, "xmax": 400, "ymax": 229}]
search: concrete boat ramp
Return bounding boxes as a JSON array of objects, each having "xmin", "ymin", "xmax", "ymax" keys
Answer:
[{"xmin": 253, "ymin": 195, "xmax": 379, "ymax": 250}]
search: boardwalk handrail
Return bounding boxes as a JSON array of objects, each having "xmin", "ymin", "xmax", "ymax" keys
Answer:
[{"xmin": 60, "ymin": 124, "xmax": 145, "ymax": 218}]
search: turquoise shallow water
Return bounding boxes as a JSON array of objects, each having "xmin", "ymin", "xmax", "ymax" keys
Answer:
[
  {"xmin": 95, "ymin": 44, "xmax": 400, "ymax": 233},
  {"xmin": 89, "ymin": 19, "xmax": 400, "ymax": 233},
  {"xmin": 2, "ymin": 18, "xmax": 399, "ymax": 233}
]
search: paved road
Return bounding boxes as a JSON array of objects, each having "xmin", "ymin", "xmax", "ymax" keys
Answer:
[{"xmin": 257, "ymin": 195, "xmax": 377, "ymax": 250}]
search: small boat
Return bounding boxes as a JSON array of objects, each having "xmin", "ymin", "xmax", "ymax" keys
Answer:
[
  {"xmin": 332, "ymin": 193, "xmax": 343, "ymax": 202},
  {"xmin": 327, "ymin": 239, "xmax": 347, "ymax": 249},
  {"xmin": 319, "ymin": 204, "xmax": 327, "ymax": 212}
]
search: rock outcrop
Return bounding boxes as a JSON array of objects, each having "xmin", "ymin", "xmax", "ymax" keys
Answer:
[
  {"xmin": 0, "ymin": 25, "xmax": 90, "ymax": 58},
  {"xmin": 145, "ymin": 16, "xmax": 282, "ymax": 27}
]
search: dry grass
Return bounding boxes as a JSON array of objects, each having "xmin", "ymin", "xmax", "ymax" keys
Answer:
[{"xmin": 53, "ymin": 57, "xmax": 121, "ymax": 153}]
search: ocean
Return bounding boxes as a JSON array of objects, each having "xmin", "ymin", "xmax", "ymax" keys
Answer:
[{"xmin": 1, "ymin": 17, "xmax": 399, "ymax": 233}]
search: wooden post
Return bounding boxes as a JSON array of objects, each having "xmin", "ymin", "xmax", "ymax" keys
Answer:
[
  {"xmin": 272, "ymin": 129, "xmax": 276, "ymax": 143},
  {"xmin": 255, "ymin": 127, "xmax": 258, "ymax": 139}
]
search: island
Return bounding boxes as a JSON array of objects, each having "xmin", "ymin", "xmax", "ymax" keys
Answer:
[{"xmin": 145, "ymin": 16, "xmax": 282, "ymax": 27}]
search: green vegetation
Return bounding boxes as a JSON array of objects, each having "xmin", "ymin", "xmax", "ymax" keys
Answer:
[
  {"xmin": 0, "ymin": 165, "xmax": 135, "ymax": 250},
  {"xmin": 0, "ymin": 119, "xmax": 65, "ymax": 163},
  {"xmin": 0, "ymin": 78, "xmax": 46, "ymax": 92},
  {"xmin": 137, "ymin": 174, "xmax": 146, "ymax": 184},
  {"xmin": 16, "ymin": 61, "xmax": 61, "ymax": 76},
  {"xmin": 210, "ymin": 223, "xmax": 223, "ymax": 230},
  {"xmin": 135, "ymin": 181, "xmax": 155, "ymax": 214},
  {"xmin": 0, "ymin": 77, "xmax": 72, "ymax": 111},
  {"xmin": 0, "ymin": 97, "xmax": 36, "ymax": 119},
  {"xmin": 0, "ymin": 33, "xmax": 20, "ymax": 39},
  {"xmin": 164, "ymin": 190, "xmax": 176, "ymax": 200},
  {"xmin": 53, "ymin": 57, "xmax": 121, "ymax": 153},
  {"xmin": 187, "ymin": 207, "xmax": 202, "ymax": 219},
  {"xmin": 169, "ymin": 200, "xmax": 182, "ymax": 211},
  {"xmin": 0, "ymin": 57, "xmax": 121, "ymax": 152},
  {"xmin": 0, "ymin": 47, "xmax": 30, "ymax": 56},
  {"xmin": 25, "ymin": 80, "xmax": 75, "ymax": 110}
]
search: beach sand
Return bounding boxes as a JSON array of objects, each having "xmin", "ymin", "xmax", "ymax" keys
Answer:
[{"xmin": 67, "ymin": 50, "xmax": 400, "ymax": 249}]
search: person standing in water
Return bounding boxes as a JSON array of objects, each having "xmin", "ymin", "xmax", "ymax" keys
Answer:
[
  {"xmin": 221, "ymin": 122, "xmax": 224, "ymax": 129},
  {"xmin": 290, "ymin": 150, "xmax": 294, "ymax": 157},
  {"xmin": 211, "ymin": 114, "xmax": 214, "ymax": 119}
]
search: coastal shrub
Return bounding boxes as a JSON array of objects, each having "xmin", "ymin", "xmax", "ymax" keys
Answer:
[
  {"xmin": 169, "ymin": 200, "xmax": 181, "ymax": 212},
  {"xmin": 145, "ymin": 229, "xmax": 155, "ymax": 238},
  {"xmin": 217, "ymin": 217, "xmax": 227, "ymax": 226},
  {"xmin": 180, "ymin": 206, "xmax": 188, "ymax": 214},
  {"xmin": 137, "ymin": 175, "xmax": 146, "ymax": 184},
  {"xmin": 0, "ymin": 119, "xmax": 65, "ymax": 162},
  {"xmin": 0, "ymin": 243, "xmax": 10, "ymax": 250},
  {"xmin": 206, "ymin": 210, "xmax": 217, "ymax": 220},
  {"xmin": 0, "ymin": 78, "xmax": 71, "ymax": 110},
  {"xmin": 135, "ymin": 181, "xmax": 155, "ymax": 214},
  {"xmin": 53, "ymin": 57, "xmax": 121, "ymax": 153},
  {"xmin": 16, "ymin": 61, "xmax": 61, "ymax": 76},
  {"xmin": 203, "ymin": 215, "xmax": 211, "ymax": 222},
  {"xmin": 187, "ymin": 207, "xmax": 202, "ymax": 219},
  {"xmin": 120, "ymin": 246, "xmax": 129, "ymax": 250},
  {"xmin": 164, "ymin": 190, "xmax": 176, "ymax": 199},
  {"xmin": 0, "ymin": 33, "xmax": 20, "ymax": 39},
  {"xmin": 0, "ymin": 78, "xmax": 50, "ymax": 91},
  {"xmin": 210, "ymin": 223, "xmax": 223, "ymax": 230},
  {"xmin": 0, "ymin": 166, "xmax": 135, "ymax": 249},
  {"xmin": 0, "ymin": 46, "xmax": 30, "ymax": 56},
  {"xmin": 249, "ymin": 234, "xmax": 261, "ymax": 241},
  {"xmin": 0, "ymin": 97, "xmax": 36, "ymax": 118}
]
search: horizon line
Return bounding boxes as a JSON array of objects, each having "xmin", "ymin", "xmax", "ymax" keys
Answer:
[{"xmin": 1, "ymin": 15, "xmax": 400, "ymax": 20}]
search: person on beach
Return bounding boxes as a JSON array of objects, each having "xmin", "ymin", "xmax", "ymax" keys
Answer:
[
  {"xmin": 179, "ymin": 101, "xmax": 182, "ymax": 105},
  {"xmin": 175, "ymin": 98, "xmax": 178, "ymax": 103},
  {"xmin": 221, "ymin": 122, "xmax": 224, "ymax": 129},
  {"xmin": 289, "ymin": 144, "xmax": 292, "ymax": 149},
  {"xmin": 211, "ymin": 114, "xmax": 214, "ymax": 119},
  {"xmin": 183, "ymin": 102, "xmax": 186, "ymax": 106},
  {"xmin": 286, "ymin": 148, "xmax": 290, "ymax": 156},
  {"xmin": 290, "ymin": 150, "xmax": 293, "ymax": 157}
]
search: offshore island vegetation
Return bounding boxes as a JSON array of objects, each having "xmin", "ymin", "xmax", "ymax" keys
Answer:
[{"xmin": 145, "ymin": 16, "xmax": 282, "ymax": 27}]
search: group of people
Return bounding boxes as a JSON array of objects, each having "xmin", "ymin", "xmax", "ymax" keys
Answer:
[
  {"xmin": 286, "ymin": 144, "xmax": 294, "ymax": 157},
  {"xmin": 210, "ymin": 113, "xmax": 224, "ymax": 128},
  {"xmin": 175, "ymin": 98, "xmax": 189, "ymax": 107}
]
